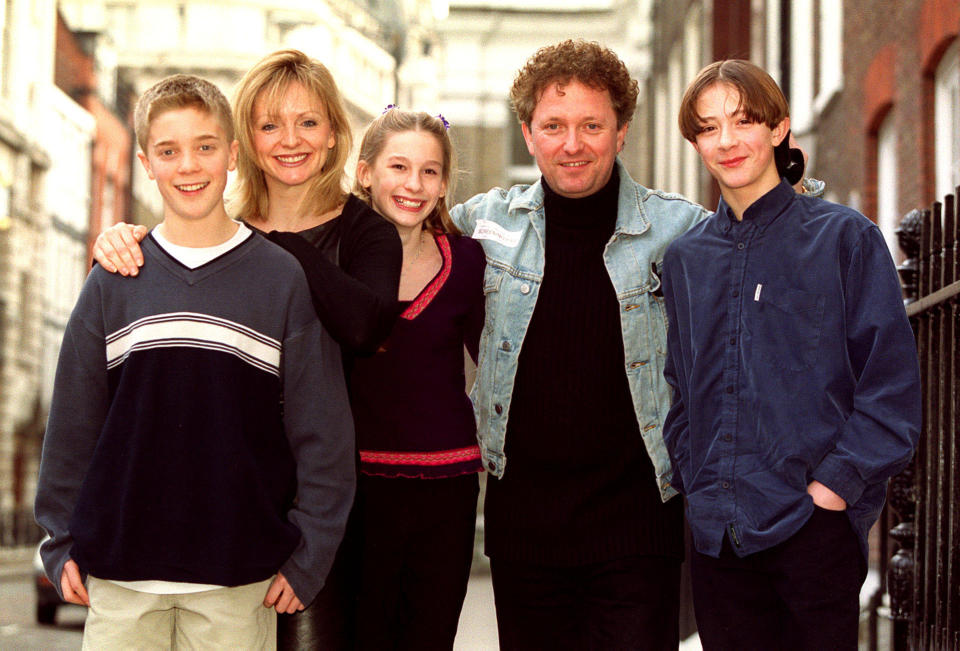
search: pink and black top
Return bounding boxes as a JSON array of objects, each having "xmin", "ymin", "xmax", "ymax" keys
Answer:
[{"xmin": 350, "ymin": 232, "xmax": 486, "ymax": 479}]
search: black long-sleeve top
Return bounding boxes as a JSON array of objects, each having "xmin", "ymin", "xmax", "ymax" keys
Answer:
[{"xmin": 266, "ymin": 194, "xmax": 402, "ymax": 356}]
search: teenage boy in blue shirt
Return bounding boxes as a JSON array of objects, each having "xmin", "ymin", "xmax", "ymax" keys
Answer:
[
  {"xmin": 661, "ymin": 59, "xmax": 921, "ymax": 650},
  {"xmin": 34, "ymin": 74, "xmax": 354, "ymax": 649}
]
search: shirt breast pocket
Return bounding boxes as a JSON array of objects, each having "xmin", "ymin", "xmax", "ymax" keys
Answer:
[{"xmin": 746, "ymin": 282, "xmax": 825, "ymax": 372}]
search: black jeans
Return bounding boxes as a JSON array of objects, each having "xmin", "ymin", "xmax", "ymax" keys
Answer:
[
  {"xmin": 354, "ymin": 473, "xmax": 479, "ymax": 651},
  {"xmin": 490, "ymin": 554, "xmax": 681, "ymax": 651},
  {"xmin": 690, "ymin": 506, "xmax": 867, "ymax": 651}
]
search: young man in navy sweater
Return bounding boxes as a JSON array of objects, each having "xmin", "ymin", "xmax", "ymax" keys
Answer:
[
  {"xmin": 34, "ymin": 74, "xmax": 354, "ymax": 649},
  {"xmin": 661, "ymin": 60, "xmax": 921, "ymax": 649}
]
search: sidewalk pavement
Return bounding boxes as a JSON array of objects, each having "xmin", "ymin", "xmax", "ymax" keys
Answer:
[{"xmin": 0, "ymin": 546, "xmax": 33, "ymax": 580}]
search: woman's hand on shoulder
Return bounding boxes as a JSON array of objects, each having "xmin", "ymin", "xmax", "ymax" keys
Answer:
[{"xmin": 92, "ymin": 222, "xmax": 148, "ymax": 276}]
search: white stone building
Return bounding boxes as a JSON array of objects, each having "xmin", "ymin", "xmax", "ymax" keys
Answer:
[{"xmin": 0, "ymin": 0, "xmax": 95, "ymax": 546}]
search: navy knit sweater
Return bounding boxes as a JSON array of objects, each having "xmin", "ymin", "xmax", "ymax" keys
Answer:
[{"xmin": 35, "ymin": 232, "xmax": 355, "ymax": 606}]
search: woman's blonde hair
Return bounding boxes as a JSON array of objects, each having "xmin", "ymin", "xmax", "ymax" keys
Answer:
[
  {"xmin": 353, "ymin": 109, "xmax": 459, "ymax": 235},
  {"xmin": 228, "ymin": 49, "xmax": 352, "ymax": 222}
]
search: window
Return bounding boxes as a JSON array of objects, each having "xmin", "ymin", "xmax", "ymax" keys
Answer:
[
  {"xmin": 934, "ymin": 40, "xmax": 959, "ymax": 202},
  {"xmin": 789, "ymin": 0, "xmax": 815, "ymax": 133},
  {"xmin": 815, "ymin": 0, "xmax": 843, "ymax": 113},
  {"xmin": 876, "ymin": 113, "xmax": 899, "ymax": 257},
  {"xmin": 681, "ymin": 8, "xmax": 702, "ymax": 201},
  {"xmin": 506, "ymin": 105, "xmax": 537, "ymax": 185}
]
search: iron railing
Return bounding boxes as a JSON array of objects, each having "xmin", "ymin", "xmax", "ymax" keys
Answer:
[{"xmin": 879, "ymin": 188, "xmax": 960, "ymax": 650}]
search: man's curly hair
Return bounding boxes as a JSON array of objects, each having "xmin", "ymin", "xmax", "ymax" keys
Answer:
[{"xmin": 510, "ymin": 40, "xmax": 638, "ymax": 128}]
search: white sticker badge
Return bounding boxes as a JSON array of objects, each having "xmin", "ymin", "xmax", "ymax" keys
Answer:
[{"xmin": 472, "ymin": 219, "xmax": 522, "ymax": 248}]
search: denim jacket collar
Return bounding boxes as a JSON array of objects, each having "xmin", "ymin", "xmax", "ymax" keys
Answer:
[{"xmin": 507, "ymin": 159, "xmax": 653, "ymax": 236}]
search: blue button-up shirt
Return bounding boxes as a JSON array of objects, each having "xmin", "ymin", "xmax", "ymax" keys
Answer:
[{"xmin": 661, "ymin": 180, "xmax": 921, "ymax": 559}]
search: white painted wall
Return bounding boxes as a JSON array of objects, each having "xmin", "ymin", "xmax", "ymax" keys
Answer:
[{"xmin": 40, "ymin": 86, "xmax": 95, "ymax": 410}]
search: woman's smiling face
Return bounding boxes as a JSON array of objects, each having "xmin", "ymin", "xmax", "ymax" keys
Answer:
[{"xmin": 251, "ymin": 81, "xmax": 336, "ymax": 192}]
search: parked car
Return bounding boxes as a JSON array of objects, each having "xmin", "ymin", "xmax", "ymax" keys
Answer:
[{"xmin": 33, "ymin": 541, "xmax": 65, "ymax": 624}]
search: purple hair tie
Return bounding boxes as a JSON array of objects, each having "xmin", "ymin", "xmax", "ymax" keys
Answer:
[
  {"xmin": 382, "ymin": 104, "xmax": 397, "ymax": 114},
  {"xmin": 437, "ymin": 113, "xmax": 450, "ymax": 130}
]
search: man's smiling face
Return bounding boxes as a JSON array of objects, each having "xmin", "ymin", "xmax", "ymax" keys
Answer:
[{"xmin": 521, "ymin": 79, "xmax": 627, "ymax": 199}]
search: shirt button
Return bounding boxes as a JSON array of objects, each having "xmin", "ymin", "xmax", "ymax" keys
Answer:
[
  {"xmin": 737, "ymin": 242, "xmax": 745, "ymax": 250},
  {"xmin": 722, "ymin": 481, "xmax": 730, "ymax": 489},
  {"xmin": 726, "ymin": 386, "xmax": 734, "ymax": 394},
  {"xmin": 729, "ymin": 337, "xmax": 736, "ymax": 345},
  {"xmin": 520, "ymin": 283, "xmax": 530, "ymax": 294},
  {"xmin": 723, "ymin": 433, "xmax": 732, "ymax": 442},
  {"xmin": 501, "ymin": 341, "xmax": 511, "ymax": 352},
  {"xmin": 494, "ymin": 404, "xmax": 503, "ymax": 415},
  {"xmin": 732, "ymin": 290, "xmax": 739, "ymax": 298}
]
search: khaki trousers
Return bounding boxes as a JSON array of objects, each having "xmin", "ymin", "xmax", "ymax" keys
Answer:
[{"xmin": 83, "ymin": 576, "xmax": 277, "ymax": 650}]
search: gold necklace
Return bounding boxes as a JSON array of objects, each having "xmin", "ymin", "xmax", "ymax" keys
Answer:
[{"xmin": 407, "ymin": 230, "xmax": 424, "ymax": 266}]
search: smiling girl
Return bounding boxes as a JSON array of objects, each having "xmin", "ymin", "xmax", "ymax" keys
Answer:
[{"xmin": 348, "ymin": 108, "xmax": 485, "ymax": 650}]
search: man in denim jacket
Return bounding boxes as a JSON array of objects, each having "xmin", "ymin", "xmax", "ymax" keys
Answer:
[{"xmin": 449, "ymin": 39, "xmax": 708, "ymax": 650}]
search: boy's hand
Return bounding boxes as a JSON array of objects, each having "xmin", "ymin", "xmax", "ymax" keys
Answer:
[
  {"xmin": 92, "ymin": 222, "xmax": 148, "ymax": 277},
  {"xmin": 807, "ymin": 480, "xmax": 847, "ymax": 511},
  {"xmin": 60, "ymin": 560, "xmax": 90, "ymax": 606},
  {"xmin": 263, "ymin": 572, "xmax": 305, "ymax": 614}
]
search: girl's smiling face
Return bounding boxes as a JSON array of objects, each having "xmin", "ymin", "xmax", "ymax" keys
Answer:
[{"xmin": 357, "ymin": 130, "xmax": 447, "ymax": 232}]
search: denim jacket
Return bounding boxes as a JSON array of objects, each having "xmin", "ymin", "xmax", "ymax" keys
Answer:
[{"xmin": 450, "ymin": 160, "xmax": 708, "ymax": 501}]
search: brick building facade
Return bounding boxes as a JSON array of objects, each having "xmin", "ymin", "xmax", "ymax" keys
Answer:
[{"xmin": 637, "ymin": 0, "xmax": 959, "ymax": 257}]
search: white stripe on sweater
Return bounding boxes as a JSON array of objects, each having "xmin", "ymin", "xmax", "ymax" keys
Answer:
[{"xmin": 106, "ymin": 312, "xmax": 281, "ymax": 376}]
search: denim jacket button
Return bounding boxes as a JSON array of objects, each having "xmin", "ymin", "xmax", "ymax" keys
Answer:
[
  {"xmin": 488, "ymin": 461, "xmax": 496, "ymax": 471},
  {"xmin": 494, "ymin": 404, "xmax": 503, "ymax": 415},
  {"xmin": 501, "ymin": 341, "xmax": 512, "ymax": 352},
  {"xmin": 520, "ymin": 283, "xmax": 530, "ymax": 294}
]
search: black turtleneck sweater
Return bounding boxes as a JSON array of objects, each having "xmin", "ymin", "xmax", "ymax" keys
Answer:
[{"xmin": 483, "ymin": 169, "xmax": 684, "ymax": 566}]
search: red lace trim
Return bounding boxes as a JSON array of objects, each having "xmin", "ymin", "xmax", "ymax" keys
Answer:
[
  {"xmin": 400, "ymin": 233, "xmax": 451, "ymax": 320},
  {"xmin": 359, "ymin": 445, "xmax": 481, "ymax": 466}
]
